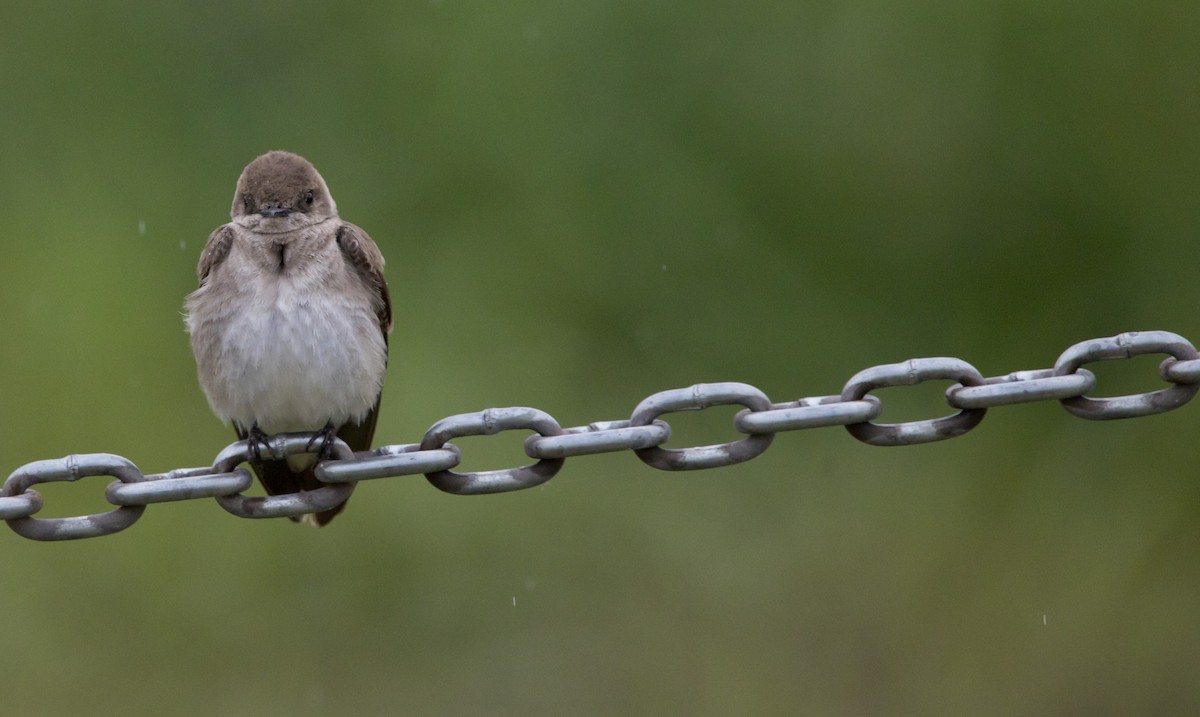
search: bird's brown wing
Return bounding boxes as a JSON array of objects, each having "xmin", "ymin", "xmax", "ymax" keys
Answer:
[
  {"xmin": 336, "ymin": 221, "xmax": 393, "ymax": 340},
  {"xmin": 197, "ymin": 224, "xmax": 235, "ymax": 283}
]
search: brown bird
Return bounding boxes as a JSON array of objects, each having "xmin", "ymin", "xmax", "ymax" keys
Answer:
[{"xmin": 184, "ymin": 151, "xmax": 392, "ymax": 525}]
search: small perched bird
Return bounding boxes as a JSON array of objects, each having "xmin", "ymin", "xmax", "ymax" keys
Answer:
[{"xmin": 185, "ymin": 151, "xmax": 392, "ymax": 525}]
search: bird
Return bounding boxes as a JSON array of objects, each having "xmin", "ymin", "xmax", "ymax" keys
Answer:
[{"xmin": 184, "ymin": 150, "xmax": 392, "ymax": 525}]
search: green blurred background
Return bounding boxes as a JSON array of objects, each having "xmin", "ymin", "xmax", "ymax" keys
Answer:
[{"xmin": 2, "ymin": 1, "xmax": 1199, "ymax": 714}]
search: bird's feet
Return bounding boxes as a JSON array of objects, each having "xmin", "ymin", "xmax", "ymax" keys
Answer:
[
  {"xmin": 306, "ymin": 421, "xmax": 338, "ymax": 460},
  {"xmin": 246, "ymin": 423, "xmax": 271, "ymax": 465}
]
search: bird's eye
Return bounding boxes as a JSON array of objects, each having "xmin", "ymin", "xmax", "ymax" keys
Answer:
[
  {"xmin": 305, "ymin": 190, "xmax": 315, "ymax": 206},
  {"xmin": 243, "ymin": 195, "xmax": 252, "ymax": 209}
]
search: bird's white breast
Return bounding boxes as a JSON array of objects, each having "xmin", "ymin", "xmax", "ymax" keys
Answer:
[{"xmin": 185, "ymin": 231, "xmax": 387, "ymax": 434}]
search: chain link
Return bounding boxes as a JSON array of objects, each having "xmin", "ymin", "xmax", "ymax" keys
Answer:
[
  {"xmin": 5, "ymin": 330, "xmax": 1199, "ymax": 541},
  {"xmin": 213, "ymin": 434, "xmax": 357, "ymax": 519},
  {"xmin": 841, "ymin": 357, "xmax": 986, "ymax": 446},
  {"xmin": 630, "ymin": 382, "xmax": 774, "ymax": 470},
  {"xmin": 1052, "ymin": 331, "xmax": 1200, "ymax": 419}
]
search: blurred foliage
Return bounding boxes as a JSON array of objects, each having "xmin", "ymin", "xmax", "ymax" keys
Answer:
[{"xmin": 1, "ymin": 1, "xmax": 1199, "ymax": 714}]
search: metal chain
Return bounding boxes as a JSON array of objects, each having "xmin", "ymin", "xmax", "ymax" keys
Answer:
[{"xmin": 4, "ymin": 330, "xmax": 1199, "ymax": 541}]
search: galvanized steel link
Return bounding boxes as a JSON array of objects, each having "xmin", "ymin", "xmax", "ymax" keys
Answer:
[
  {"xmin": 841, "ymin": 357, "xmax": 986, "ymax": 446},
  {"xmin": 420, "ymin": 407, "xmax": 564, "ymax": 494},
  {"xmin": 629, "ymin": 382, "xmax": 774, "ymax": 470},
  {"xmin": 1162, "ymin": 358, "xmax": 1200, "ymax": 385},
  {"xmin": 734, "ymin": 395, "xmax": 882, "ymax": 434},
  {"xmin": 2, "ymin": 454, "xmax": 147, "ymax": 541},
  {"xmin": 1054, "ymin": 331, "xmax": 1200, "ymax": 419},
  {"xmin": 524, "ymin": 420, "xmax": 672, "ymax": 459},
  {"xmin": 315, "ymin": 443, "xmax": 462, "ymax": 483},
  {"xmin": 213, "ymin": 434, "xmax": 356, "ymax": 519},
  {"xmin": 0, "ymin": 492, "xmax": 41, "ymax": 521},
  {"xmin": 947, "ymin": 369, "xmax": 1096, "ymax": 410},
  {"xmin": 4, "ymin": 329, "xmax": 1200, "ymax": 541},
  {"xmin": 107, "ymin": 466, "xmax": 254, "ymax": 506}
]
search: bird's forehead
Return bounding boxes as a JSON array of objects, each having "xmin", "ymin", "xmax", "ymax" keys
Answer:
[
  {"xmin": 239, "ymin": 156, "xmax": 324, "ymax": 198},
  {"xmin": 241, "ymin": 172, "xmax": 312, "ymax": 198}
]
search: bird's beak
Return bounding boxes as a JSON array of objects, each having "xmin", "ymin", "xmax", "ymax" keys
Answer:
[{"xmin": 259, "ymin": 205, "xmax": 291, "ymax": 218}]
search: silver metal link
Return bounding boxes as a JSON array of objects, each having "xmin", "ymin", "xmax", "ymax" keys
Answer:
[
  {"xmin": 734, "ymin": 395, "xmax": 882, "ymax": 434},
  {"xmin": 947, "ymin": 369, "xmax": 1096, "ymax": 409},
  {"xmin": 630, "ymin": 382, "xmax": 774, "ymax": 470},
  {"xmin": 420, "ymin": 407, "xmax": 564, "ymax": 494},
  {"xmin": 2, "ymin": 454, "xmax": 147, "ymax": 541},
  {"xmin": 524, "ymin": 420, "xmax": 671, "ymax": 459},
  {"xmin": 1162, "ymin": 358, "xmax": 1200, "ymax": 385},
  {"xmin": 842, "ymin": 357, "xmax": 986, "ymax": 446},
  {"xmin": 5, "ymin": 329, "xmax": 1200, "ymax": 540},
  {"xmin": 1054, "ymin": 331, "xmax": 1200, "ymax": 420},
  {"xmin": 316, "ymin": 444, "xmax": 462, "ymax": 483},
  {"xmin": 213, "ymin": 434, "xmax": 356, "ymax": 519},
  {"xmin": 0, "ymin": 492, "xmax": 42, "ymax": 521},
  {"xmin": 107, "ymin": 466, "xmax": 253, "ymax": 506}
]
